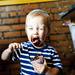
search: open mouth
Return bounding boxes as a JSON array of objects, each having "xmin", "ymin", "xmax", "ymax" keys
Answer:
[
  {"xmin": 33, "ymin": 37, "xmax": 39, "ymax": 41},
  {"xmin": 31, "ymin": 36, "xmax": 43, "ymax": 47},
  {"xmin": 32, "ymin": 37, "xmax": 40, "ymax": 43}
]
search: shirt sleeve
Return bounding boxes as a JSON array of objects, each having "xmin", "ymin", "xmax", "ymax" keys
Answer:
[
  {"xmin": 12, "ymin": 48, "xmax": 21, "ymax": 61},
  {"xmin": 12, "ymin": 42, "xmax": 24, "ymax": 61},
  {"xmin": 12, "ymin": 42, "xmax": 28, "ymax": 61},
  {"xmin": 51, "ymin": 48, "xmax": 63, "ymax": 70}
]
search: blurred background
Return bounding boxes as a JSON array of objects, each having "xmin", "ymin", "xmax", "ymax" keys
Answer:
[{"xmin": 0, "ymin": 0, "xmax": 75, "ymax": 75}]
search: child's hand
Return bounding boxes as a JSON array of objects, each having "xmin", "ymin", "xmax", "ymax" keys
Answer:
[
  {"xmin": 31, "ymin": 56, "xmax": 47, "ymax": 74},
  {"xmin": 1, "ymin": 43, "xmax": 21, "ymax": 60},
  {"xmin": 8, "ymin": 43, "xmax": 21, "ymax": 51}
]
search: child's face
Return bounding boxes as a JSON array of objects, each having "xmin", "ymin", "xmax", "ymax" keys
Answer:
[{"xmin": 25, "ymin": 16, "xmax": 48, "ymax": 47}]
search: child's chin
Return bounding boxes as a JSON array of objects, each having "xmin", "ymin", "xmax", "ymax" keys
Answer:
[
  {"xmin": 32, "ymin": 41, "xmax": 43, "ymax": 47},
  {"xmin": 32, "ymin": 41, "xmax": 40, "ymax": 46}
]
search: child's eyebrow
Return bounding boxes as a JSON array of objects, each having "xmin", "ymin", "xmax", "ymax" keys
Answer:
[
  {"xmin": 39, "ymin": 24, "xmax": 45, "ymax": 27},
  {"xmin": 27, "ymin": 26, "xmax": 33, "ymax": 28}
]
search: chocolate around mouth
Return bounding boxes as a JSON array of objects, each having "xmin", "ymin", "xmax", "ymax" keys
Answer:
[
  {"xmin": 33, "ymin": 37, "xmax": 39, "ymax": 41},
  {"xmin": 32, "ymin": 37, "xmax": 40, "ymax": 42},
  {"xmin": 31, "ymin": 37, "xmax": 41, "ymax": 45},
  {"xmin": 31, "ymin": 37, "xmax": 44, "ymax": 47}
]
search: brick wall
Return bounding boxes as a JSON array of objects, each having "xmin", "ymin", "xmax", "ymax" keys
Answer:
[{"xmin": 0, "ymin": 1, "xmax": 75, "ymax": 75}]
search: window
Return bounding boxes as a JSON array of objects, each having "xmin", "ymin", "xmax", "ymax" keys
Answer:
[{"xmin": 69, "ymin": 23, "xmax": 75, "ymax": 49}]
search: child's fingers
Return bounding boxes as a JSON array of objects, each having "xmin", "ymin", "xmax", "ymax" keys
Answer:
[
  {"xmin": 13, "ymin": 43, "xmax": 21, "ymax": 49},
  {"xmin": 8, "ymin": 43, "xmax": 21, "ymax": 50},
  {"xmin": 8, "ymin": 43, "xmax": 13, "ymax": 50},
  {"xmin": 14, "ymin": 43, "xmax": 19, "ymax": 49},
  {"xmin": 13, "ymin": 43, "xmax": 18, "ymax": 49},
  {"xmin": 18, "ymin": 44, "xmax": 21, "ymax": 48}
]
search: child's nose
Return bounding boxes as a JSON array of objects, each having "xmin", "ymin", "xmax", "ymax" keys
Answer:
[
  {"xmin": 34, "ymin": 30, "xmax": 38, "ymax": 35},
  {"xmin": 34, "ymin": 28, "xmax": 38, "ymax": 35}
]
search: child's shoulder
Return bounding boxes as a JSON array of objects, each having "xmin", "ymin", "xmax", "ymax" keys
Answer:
[
  {"xmin": 47, "ymin": 44, "xmax": 55, "ymax": 50},
  {"xmin": 21, "ymin": 41, "xmax": 29, "ymax": 44},
  {"xmin": 47, "ymin": 45, "xmax": 57, "ymax": 53},
  {"xmin": 20, "ymin": 41, "xmax": 31, "ymax": 47}
]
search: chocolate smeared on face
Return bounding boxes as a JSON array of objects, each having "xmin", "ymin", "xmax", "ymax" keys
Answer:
[
  {"xmin": 31, "ymin": 36, "xmax": 43, "ymax": 47},
  {"xmin": 31, "ymin": 37, "xmax": 40, "ymax": 44}
]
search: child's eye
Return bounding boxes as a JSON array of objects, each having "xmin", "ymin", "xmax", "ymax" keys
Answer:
[
  {"xmin": 39, "ymin": 28, "xmax": 44, "ymax": 30},
  {"xmin": 29, "ymin": 27, "xmax": 33, "ymax": 30}
]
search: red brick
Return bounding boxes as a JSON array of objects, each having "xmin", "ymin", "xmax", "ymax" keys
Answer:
[
  {"xmin": 49, "ymin": 14, "xmax": 54, "ymax": 20},
  {"xmin": 0, "ymin": 26, "xmax": 12, "ymax": 31},
  {"xmin": 0, "ymin": 33, "xmax": 2, "ymax": 37},
  {"xmin": 53, "ymin": 14, "xmax": 61, "ymax": 20},
  {"xmin": 50, "ymin": 6, "xmax": 69, "ymax": 13},
  {"xmin": 51, "ymin": 21, "xmax": 63, "ymax": 27},
  {"xmin": 4, "ymin": 31, "xmax": 21, "ymax": 38},
  {"xmin": 59, "ymin": 1, "xmax": 75, "ymax": 6},
  {"xmin": 0, "ymin": 24, "xmax": 25, "ymax": 32},
  {"xmin": 9, "ymin": 11, "xmax": 17, "ymax": 17},
  {"xmin": 0, "ymin": 39, "xmax": 12, "ymax": 44},
  {"xmin": 2, "ymin": 18, "xmax": 19, "ymax": 24},
  {"xmin": 50, "ymin": 35, "xmax": 66, "ymax": 41},
  {"xmin": 50, "ymin": 26, "xmax": 69, "ymax": 34},
  {"xmin": 21, "ymin": 30, "xmax": 26, "ymax": 36},
  {"xmin": 0, "ymin": 37, "xmax": 27, "ymax": 45},
  {"xmin": 22, "ymin": 4, "xmax": 39, "ymax": 13},
  {"xmin": 19, "ymin": 17, "xmax": 25, "ymax": 23},
  {"xmin": 39, "ymin": 2, "xmax": 56, "ymax": 8},
  {"xmin": 10, "ymin": 24, "xmax": 25, "ymax": 31},
  {"xmin": 0, "ymin": 12, "xmax": 9, "ymax": 18},
  {"xmin": 17, "ymin": 11, "xmax": 26, "ymax": 16}
]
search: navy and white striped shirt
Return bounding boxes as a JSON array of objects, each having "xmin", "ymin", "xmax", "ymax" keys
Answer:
[{"xmin": 12, "ymin": 41, "xmax": 63, "ymax": 75}]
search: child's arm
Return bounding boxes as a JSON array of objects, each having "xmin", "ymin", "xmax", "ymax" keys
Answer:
[{"xmin": 1, "ymin": 43, "xmax": 21, "ymax": 60}]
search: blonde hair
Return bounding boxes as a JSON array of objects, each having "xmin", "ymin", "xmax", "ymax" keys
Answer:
[
  {"xmin": 25, "ymin": 9, "xmax": 50, "ymax": 29},
  {"xmin": 26, "ymin": 9, "xmax": 49, "ymax": 17}
]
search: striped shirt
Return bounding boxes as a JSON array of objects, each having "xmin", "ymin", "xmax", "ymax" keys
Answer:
[{"xmin": 12, "ymin": 41, "xmax": 63, "ymax": 75}]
